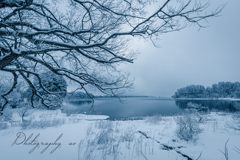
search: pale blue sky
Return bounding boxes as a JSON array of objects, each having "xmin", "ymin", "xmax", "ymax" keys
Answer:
[{"xmin": 121, "ymin": 0, "xmax": 240, "ymax": 97}]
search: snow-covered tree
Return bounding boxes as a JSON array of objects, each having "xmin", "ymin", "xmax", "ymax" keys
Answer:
[
  {"xmin": 0, "ymin": 0, "xmax": 224, "ymax": 113},
  {"xmin": 0, "ymin": 76, "xmax": 22, "ymax": 108},
  {"xmin": 173, "ymin": 82, "xmax": 240, "ymax": 99},
  {"xmin": 33, "ymin": 71, "xmax": 67, "ymax": 97},
  {"xmin": 32, "ymin": 71, "xmax": 67, "ymax": 108}
]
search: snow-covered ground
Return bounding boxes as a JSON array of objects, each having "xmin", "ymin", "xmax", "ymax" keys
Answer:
[{"xmin": 0, "ymin": 108, "xmax": 240, "ymax": 160}]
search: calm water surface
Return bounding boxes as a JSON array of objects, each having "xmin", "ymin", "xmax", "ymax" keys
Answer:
[{"xmin": 63, "ymin": 97, "xmax": 240, "ymax": 120}]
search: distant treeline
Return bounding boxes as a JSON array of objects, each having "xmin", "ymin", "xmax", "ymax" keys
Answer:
[
  {"xmin": 65, "ymin": 92, "xmax": 94, "ymax": 100},
  {"xmin": 64, "ymin": 92, "xmax": 148, "ymax": 100},
  {"xmin": 172, "ymin": 82, "xmax": 240, "ymax": 98}
]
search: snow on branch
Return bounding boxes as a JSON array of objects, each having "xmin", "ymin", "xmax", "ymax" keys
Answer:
[{"xmin": 0, "ymin": 0, "xmax": 224, "ymax": 112}]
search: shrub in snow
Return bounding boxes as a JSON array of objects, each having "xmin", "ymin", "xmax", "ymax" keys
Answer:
[
  {"xmin": 78, "ymin": 122, "xmax": 125, "ymax": 160},
  {"xmin": 79, "ymin": 121, "xmax": 175, "ymax": 160},
  {"xmin": 186, "ymin": 109, "xmax": 206, "ymax": 123},
  {"xmin": 0, "ymin": 111, "xmax": 8, "ymax": 130},
  {"xmin": 18, "ymin": 103, "xmax": 33, "ymax": 119},
  {"xmin": 18, "ymin": 104, "xmax": 34, "ymax": 129},
  {"xmin": 28, "ymin": 119, "xmax": 66, "ymax": 129},
  {"xmin": 78, "ymin": 127, "xmax": 116, "ymax": 160},
  {"xmin": 97, "ymin": 129, "xmax": 113, "ymax": 145},
  {"xmin": 95, "ymin": 120, "xmax": 114, "ymax": 130},
  {"xmin": 120, "ymin": 126, "xmax": 135, "ymax": 149},
  {"xmin": 121, "ymin": 126, "xmax": 135, "ymax": 142},
  {"xmin": 194, "ymin": 112, "xmax": 205, "ymax": 123},
  {"xmin": 175, "ymin": 114, "xmax": 202, "ymax": 141},
  {"xmin": 0, "ymin": 122, "xmax": 8, "ymax": 130},
  {"xmin": 2, "ymin": 109, "xmax": 12, "ymax": 121},
  {"xmin": 227, "ymin": 112, "xmax": 240, "ymax": 131}
]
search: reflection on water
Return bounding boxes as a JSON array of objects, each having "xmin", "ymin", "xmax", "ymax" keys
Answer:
[
  {"xmin": 66, "ymin": 100, "xmax": 92, "ymax": 106},
  {"xmin": 64, "ymin": 98, "xmax": 185, "ymax": 120},
  {"xmin": 63, "ymin": 98, "xmax": 240, "ymax": 120},
  {"xmin": 175, "ymin": 100, "xmax": 240, "ymax": 112}
]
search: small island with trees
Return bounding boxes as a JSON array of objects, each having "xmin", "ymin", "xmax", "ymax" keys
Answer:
[{"xmin": 172, "ymin": 82, "xmax": 240, "ymax": 99}]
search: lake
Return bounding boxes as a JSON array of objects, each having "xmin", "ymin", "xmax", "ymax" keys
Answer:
[{"xmin": 63, "ymin": 97, "xmax": 240, "ymax": 120}]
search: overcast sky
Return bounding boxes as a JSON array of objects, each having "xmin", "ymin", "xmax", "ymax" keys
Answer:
[
  {"xmin": 120, "ymin": 0, "xmax": 240, "ymax": 97},
  {"xmin": 1, "ymin": 0, "xmax": 238, "ymax": 98}
]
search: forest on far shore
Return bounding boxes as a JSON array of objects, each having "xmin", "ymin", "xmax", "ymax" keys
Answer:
[{"xmin": 172, "ymin": 82, "xmax": 240, "ymax": 98}]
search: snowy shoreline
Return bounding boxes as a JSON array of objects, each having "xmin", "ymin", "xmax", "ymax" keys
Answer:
[
  {"xmin": 174, "ymin": 98, "xmax": 240, "ymax": 101},
  {"xmin": 0, "ymin": 109, "xmax": 240, "ymax": 160}
]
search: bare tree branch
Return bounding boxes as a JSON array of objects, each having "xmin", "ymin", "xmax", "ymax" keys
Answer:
[{"xmin": 0, "ymin": 0, "xmax": 224, "ymax": 112}]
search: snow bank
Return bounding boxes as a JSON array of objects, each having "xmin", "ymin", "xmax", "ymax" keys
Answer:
[{"xmin": 0, "ymin": 110, "xmax": 240, "ymax": 160}]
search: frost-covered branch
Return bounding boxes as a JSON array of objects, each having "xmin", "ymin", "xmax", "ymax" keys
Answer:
[{"xmin": 0, "ymin": 0, "xmax": 224, "ymax": 112}]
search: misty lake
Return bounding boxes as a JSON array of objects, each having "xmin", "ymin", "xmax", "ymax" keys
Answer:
[{"xmin": 63, "ymin": 97, "xmax": 240, "ymax": 120}]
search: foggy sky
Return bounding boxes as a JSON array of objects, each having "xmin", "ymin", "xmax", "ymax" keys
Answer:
[{"xmin": 121, "ymin": 0, "xmax": 240, "ymax": 97}]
